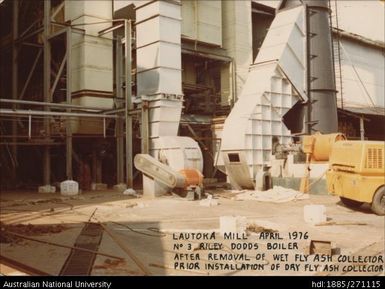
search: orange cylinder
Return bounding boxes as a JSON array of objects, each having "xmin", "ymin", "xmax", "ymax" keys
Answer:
[
  {"xmin": 179, "ymin": 169, "xmax": 203, "ymax": 188},
  {"xmin": 312, "ymin": 133, "xmax": 346, "ymax": 161}
]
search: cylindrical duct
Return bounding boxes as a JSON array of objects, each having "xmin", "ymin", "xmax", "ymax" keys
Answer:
[
  {"xmin": 280, "ymin": 0, "xmax": 338, "ymax": 134},
  {"xmin": 312, "ymin": 132, "xmax": 346, "ymax": 161},
  {"xmin": 305, "ymin": 0, "xmax": 338, "ymax": 134}
]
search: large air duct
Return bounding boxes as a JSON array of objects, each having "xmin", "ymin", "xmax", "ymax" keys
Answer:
[
  {"xmin": 302, "ymin": 0, "xmax": 338, "ymax": 133},
  {"xmin": 135, "ymin": 0, "xmax": 204, "ymax": 196},
  {"xmin": 280, "ymin": 0, "xmax": 338, "ymax": 133},
  {"xmin": 135, "ymin": 0, "xmax": 183, "ymax": 143},
  {"xmin": 219, "ymin": 0, "xmax": 338, "ymax": 189},
  {"xmin": 64, "ymin": 0, "xmax": 114, "ymax": 134}
]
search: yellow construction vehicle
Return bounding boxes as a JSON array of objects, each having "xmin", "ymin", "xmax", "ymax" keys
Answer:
[
  {"xmin": 326, "ymin": 140, "xmax": 385, "ymax": 215},
  {"xmin": 301, "ymin": 133, "xmax": 385, "ymax": 215}
]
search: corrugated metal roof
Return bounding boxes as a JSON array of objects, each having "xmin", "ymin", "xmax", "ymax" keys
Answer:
[
  {"xmin": 333, "ymin": 28, "xmax": 385, "ymax": 50},
  {"xmin": 343, "ymin": 106, "xmax": 385, "ymax": 116}
]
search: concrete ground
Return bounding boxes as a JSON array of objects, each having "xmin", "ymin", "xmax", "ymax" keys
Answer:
[{"xmin": 0, "ymin": 189, "xmax": 384, "ymax": 276}]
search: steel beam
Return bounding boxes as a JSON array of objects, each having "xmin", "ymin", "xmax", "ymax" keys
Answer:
[
  {"xmin": 66, "ymin": 27, "xmax": 73, "ymax": 180},
  {"xmin": 51, "ymin": 50, "xmax": 67, "ymax": 99},
  {"xmin": 43, "ymin": 0, "xmax": 51, "ymax": 186},
  {"xmin": 48, "ymin": 27, "xmax": 67, "ymax": 40},
  {"xmin": 305, "ymin": 4, "xmax": 312, "ymax": 135},
  {"xmin": 141, "ymin": 100, "xmax": 149, "ymax": 154},
  {"xmin": 19, "ymin": 49, "xmax": 42, "ymax": 100},
  {"xmin": 115, "ymin": 35, "xmax": 124, "ymax": 184},
  {"xmin": 0, "ymin": 109, "xmax": 118, "ymax": 119},
  {"xmin": 19, "ymin": 19, "xmax": 40, "ymax": 39},
  {"xmin": 51, "ymin": 2, "xmax": 64, "ymax": 21},
  {"xmin": 11, "ymin": 0, "xmax": 19, "ymax": 178},
  {"xmin": 0, "ymin": 99, "xmax": 104, "ymax": 111},
  {"xmin": 125, "ymin": 20, "xmax": 133, "ymax": 188},
  {"xmin": 360, "ymin": 117, "xmax": 365, "ymax": 140},
  {"xmin": 16, "ymin": 27, "xmax": 44, "ymax": 44}
]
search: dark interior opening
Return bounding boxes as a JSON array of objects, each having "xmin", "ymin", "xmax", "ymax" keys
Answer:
[{"xmin": 228, "ymin": 153, "xmax": 240, "ymax": 163}]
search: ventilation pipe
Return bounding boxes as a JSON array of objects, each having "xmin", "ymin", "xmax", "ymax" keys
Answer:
[
  {"xmin": 64, "ymin": 0, "xmax": 114, "ymax": 134},
  {"xmin": 302, "ymin": 0, "xmax": 338, "ymax": 133},
  {"xmin": 219, "ymin": 0, "xmax": 338, "ymax": 189},
  {"xmin": 135, "ymin": 0, "xmax": 183, "ymax": 142},
  {"xmin": 135, "ymin": 0, "xmax": 203, "ymax": 197}
]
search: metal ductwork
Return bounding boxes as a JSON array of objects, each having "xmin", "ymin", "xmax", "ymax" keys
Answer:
[
  {"xmin": 64, "ymin": 0, "xmax": 114, "ymax": 134},
  {"xmin": 135, "ymin": 0, "xmax": 183, "ymax": 142},
  {"xmin": 280, "ymin": 0, "xmax": 338, "ymax": 133},
  {"xmin": 134, "ymin": 0, "xmax": 204, "ymax": 197},
  {"xmin": 303, "ymin": 0, "xmax": 338, "ymax": 133},
  {"xmin": 219, "ymin": 0, "xmax": 338, "ymax": 189}
]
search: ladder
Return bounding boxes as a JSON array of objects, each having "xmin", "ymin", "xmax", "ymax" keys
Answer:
[{"xmin": 328, "ymin": 0, "xmax": 344, "ymax": 109}]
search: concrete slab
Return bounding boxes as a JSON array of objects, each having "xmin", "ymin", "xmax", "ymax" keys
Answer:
[{"xmin": 0, "ymin": 189, "xmax": 383, "ymax": 276}]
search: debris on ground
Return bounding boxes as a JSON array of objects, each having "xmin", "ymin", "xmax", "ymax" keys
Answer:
[
  {"xmin": 234, "ymin": 186, "xmax": 309, "ymax": 203},
  {"xmin": 0, "ymin": 222, "xmax": 69, "ymax": 237},
  {"xmin": 133, "ymin": 202, "xmax": 149, "ymax": 209},
  {"xmin": 93, "ymin": 259, "xmax": 141, "ymax": 275},
  {"xmin": 123, "ymin": 188, "xmax": 139, "ymax": 197},
  {"xmin": 309, "ymin": 240, "xmax": 332, "ymax": 255},
  {"xmin": 315, "ymin": 221, "xmax": 367, "ymax": 226},
  {"xmin": 246, "ymin": 223, "xmax": 278, "ymax": 234},
  {"xmin": 113, "ymin": 183, "xmax": 127, "ymax": 193},
  {"xmin": 125, "ymin": 203, "xmax": 137, "ymax": 208},
  {"xmin": 199, "ymin": 194, "xmax": 219, "ymax": 207},
  {"xmin": 0, "ymin": 231, "xmax": 19, "ymax": 243},
  {"xmin": 93, "ymin": 258, "xmax": 126, "ymax": 270}
]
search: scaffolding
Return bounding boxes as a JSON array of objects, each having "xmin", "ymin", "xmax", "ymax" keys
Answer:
[{"xmin": 0, "ymin": 0, "xmax": 135, "ymax": 189}]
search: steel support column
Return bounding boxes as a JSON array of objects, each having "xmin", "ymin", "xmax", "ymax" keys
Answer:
[
  {"xmin": 19, "ymin": 49, "xmax": 42, "ymax": 100},
  {"xmin": 11, "ymin": 0, "xmax": 19, "ymax": 182},
  {"xmin": 305, "ymin": 4, "xmax": 312, "ymax": 135},
  {"xmin": 66, "ymin": 27, "xmax": 73, "ymax": 180},
  {"xmin": 360, "ymin": 116, "xmax": 365, "ymax": 140},
  {"xmin": 115, "ymin": 35, "xmax": 124, "ymax": 184},
  {"xmin": 141, "ymin": 100, "xmax": 149, "ymax": 154},
  {"xmin": 43, "ymin": 0, "xmax": 51, "ymax": 186},
  {"xmin": 124, "ymin": 20, "xmax": 133, "ymax": 188}
]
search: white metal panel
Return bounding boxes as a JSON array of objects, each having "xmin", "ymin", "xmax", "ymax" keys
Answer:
[
  {"xmin": 136, "ymin": 0, "xmax": 180, "ymax": 22},
  {"xmin": 137, "ymin": 67, "xmax": 182, "ymax": 96},
  {"xmin": 181, "ymin": 0, "xmax": 195, "ymax": 38},
  {"xmin": 336, "ymin": 38, "xmax": 385, "ymax": 108},
  {"xmin": 257, "ymin": 6, "xmax": 306, "ymax": 100},
  {"xmin": 181, "ymin": 0, "xmax": 222, "ymax": 46},
  {"xmin": 220, "ymin": 6, "xmax": 306, "ymax": 189},
  {"xmin": 146, "ymin": 98, "xmax": 182, "ymax": 138},
  {"xmin": 137, "ymin": 42, "xmax": 181, "ymax": 72},
  {"xmin": 151, "ymin": 136, "xmax": 204, "ymax": 172},
  {"xmin": 65, "ymin": 2, "xmax": 113, "ymax": 94},
  {"xmin": 197, "ymin": 1, "xmax": 222, "ymax": 46},
  {"xmin": 64, "ymin": 1, "xmax": 114, "ymax": 135},
  {"xmin": 69, "ymin": 36, "xmax": 113, "ymax": 93},
  {"xmin": 222, "ymin": 0, "xmax": 252, "ymax": 97},
  {"xmin": 136, "ymin": 16, "xmax": 181, "ymax": 47},
  {"xmin": 136, "ymin": 1, "xmax": 183, "ymax": 141},
  {"xmin": 136, "ymin": 0, "xmax": 183, "ymax": 99}
]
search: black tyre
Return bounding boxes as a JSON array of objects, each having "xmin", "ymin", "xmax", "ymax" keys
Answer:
[
  {"xmin": 340, "ymin": 197, "xmax": 363, "ymax": 208},
  {"xmin": 371, "ymin": 186, "xmax": 385, "ymax": 216}
]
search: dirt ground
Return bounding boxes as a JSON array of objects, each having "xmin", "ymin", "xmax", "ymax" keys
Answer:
[{"xmin": 0, "ymin": 189, "xmax": 384, "ymax": 276}]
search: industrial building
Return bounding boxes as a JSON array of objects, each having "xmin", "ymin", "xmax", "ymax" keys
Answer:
[{"xmin": 0, "ymin": 0, "xmax": 384, "ymax": 276}]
